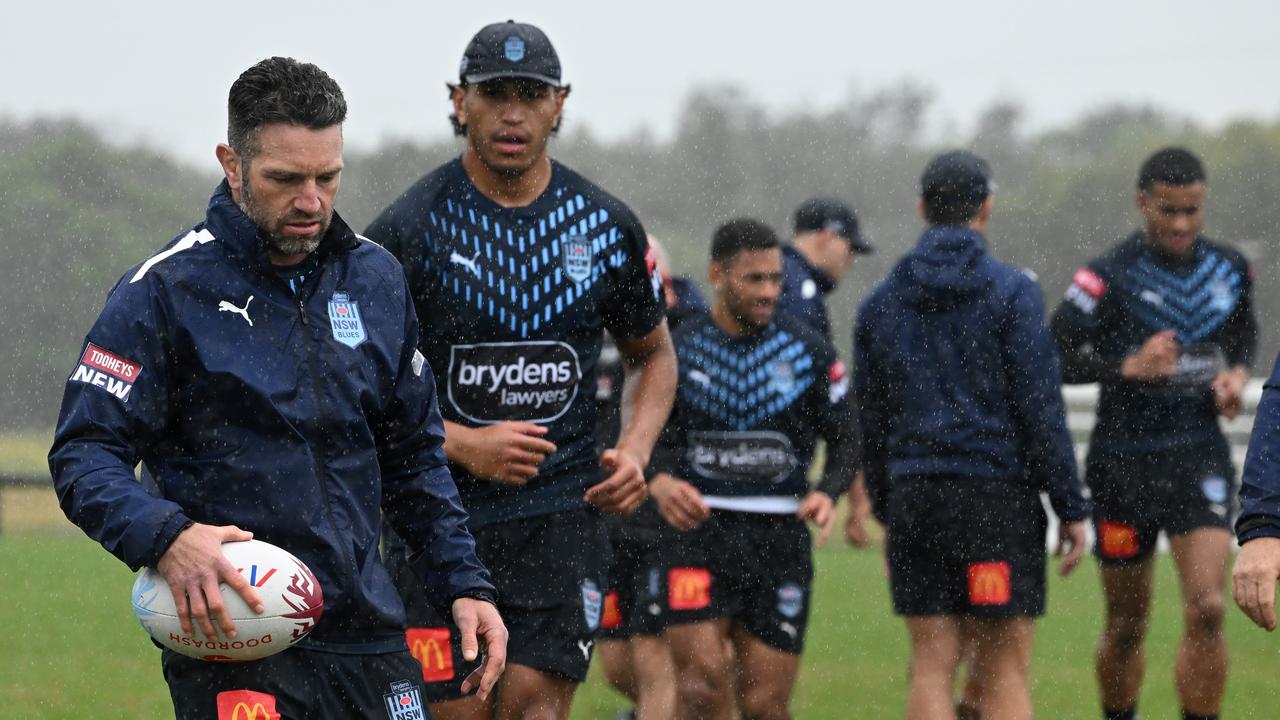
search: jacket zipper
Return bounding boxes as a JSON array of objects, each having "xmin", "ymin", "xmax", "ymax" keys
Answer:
[{"xmin": 277, "ymin": 266, "xmax": 358, "ymax": 578}]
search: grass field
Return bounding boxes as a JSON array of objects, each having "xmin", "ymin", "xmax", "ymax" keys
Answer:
[{"xmin": 3, "ymin": 486, "xmax": 1279, "ymax": 718}]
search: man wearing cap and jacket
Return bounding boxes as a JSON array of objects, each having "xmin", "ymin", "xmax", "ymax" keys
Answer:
[
  {"xmin": 854, "ymin": 150, "xmax": 1089, "ymax": 720},
  {"xmin": 366, "ymin": 19, "xmax": 677, "ymax": 720},
  {"xmin": 778, "ymin": 197, "xmax": 873, "ymax": 339},
  {"xmin": 776, "ymin": 198, "xmax": 879, "ymax": 550},
  {"xmin": 48, "ymin": 57, "xmax": 504, "ymax": 719}
]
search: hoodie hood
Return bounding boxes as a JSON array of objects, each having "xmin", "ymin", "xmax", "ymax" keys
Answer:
[{"xmin": 891, "ymin": 225, "xmax": 992, "ymax": 311}]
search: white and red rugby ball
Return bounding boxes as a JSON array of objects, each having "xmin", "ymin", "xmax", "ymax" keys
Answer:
[{"xmin": 130, "ymin": 539, "xmax": 324, "ymax": 662}]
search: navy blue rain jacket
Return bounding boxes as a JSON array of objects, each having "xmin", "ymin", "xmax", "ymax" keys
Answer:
[
  {"xmin": 1237, "ymin": 356, "xmax": 1280, "ymax": 542},
  {"xmin": 49, "ymin": 182, "xmax": 493, "ymax": 652},
  {"xmin": 853, "ymin": 226, "xmax": 1089, "ymax": 523}
]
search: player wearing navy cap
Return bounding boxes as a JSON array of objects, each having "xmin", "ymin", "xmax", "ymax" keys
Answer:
[
  {"xmin": 1052, "ymin": 148, "xmax": 1255, "ymax": 720},
  {"xmin": 366, "ymin": 20, "xmax": 677, "ymax": 720},
  {"xmin": 857, "ymin": 150, "xmax": 1089, "ymax": 720}
]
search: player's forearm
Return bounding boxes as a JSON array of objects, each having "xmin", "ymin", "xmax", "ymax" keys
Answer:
[
  {"xmin": 615, "ymin": 330, "xmax": 677, "ymax": 468},
  {"xmin": 442, "ymin": 420, "xmax": 476, "ymax": 465}
]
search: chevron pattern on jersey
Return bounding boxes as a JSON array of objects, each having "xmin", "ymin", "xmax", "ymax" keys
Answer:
[
  {"xmin": 421, "ymin": 190, "xmax": 631, "ymax": 337},
  {"xmin": 1124, "ymin": 247, "xmax": 1243, "ymax": 343},
  {"xmin": 678, "ymin": 326, "xmax": 816, "ymax": 430}
]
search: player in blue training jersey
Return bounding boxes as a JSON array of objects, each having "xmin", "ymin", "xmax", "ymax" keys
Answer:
[
  {"xmin": 364, "ymin": 20, "xmax": 677, "ymax": 720},
  {"xmin": 1051, "ymin": 148, "xmax": 1256, "ymax": 720},
  {"xmin": 649, "ymin": 218, "xmax": 858, "ymax": 720},
  {"xmin": 1054, "ymin": 146, "xmax": 1254, "ymax": 717}
]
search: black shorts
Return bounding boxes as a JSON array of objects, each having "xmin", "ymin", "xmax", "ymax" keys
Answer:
[
  {"xmin": 602, "ymin": 502, "xmax": 667, "ymax": 639},
  {"xmin": 886, "ymin": 478, "xmax": 1047, "ymax": 618},
  {"xmin": 393, "ymin": 508, "xmax": 610, "ymax": 702},
  {"xmin": 659, "ymin": 510, "xmax": 813, "ymax": 654},
  {"xmin": 1087, "ymin": 443, "xmax": 1236, "ymax": 565},
  {"xmin": 161, "ymin": 647, "xmax": 425, "ymax": 719}
]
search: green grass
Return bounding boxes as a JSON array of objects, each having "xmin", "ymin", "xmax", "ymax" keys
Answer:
[
  {"xmin": 4, "ymin": 517, "xmax": 1279, "ymax": 719},
  {"xmin": 0, "ymin": 430, "xmax": 51, "ymax": 477}
]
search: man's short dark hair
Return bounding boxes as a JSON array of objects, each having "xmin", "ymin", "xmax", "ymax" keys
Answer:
[
  {"xmin": 711, "ymin": 218, "xmax": 780, "ymax": 264},
  {"xmin": 920, "ymin": 150, "xmax": 993, "ymax": 226},
  {"xmin": 1138, "ymin": 147, "xmax": 1206, "ymax": 191},
  {"xmin": 228, "ymin": 57, "xmax": 347, "ymax": 160}
]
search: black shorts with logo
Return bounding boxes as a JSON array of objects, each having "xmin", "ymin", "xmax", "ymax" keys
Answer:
[
  {"xmin": 162, "ymin": 647, "xmax": 426, "ymax": 719},
  {"xmin": 659, "ymin": 510, "xmax": 813, "ymax": 654},
  {"xmin": 393, "ymin": 508, "xmax": 610, "ymax": 703},
  {"xmin": 602, "ymin": 501, "xmax": 668, "ymax": 639},
  {"xmin": 1087, "ymin": 442, "xmax": 1236, "ymax": 565},
  {"xmin": 886, "ymin": 478, "xmax": 1047, "ymax": 618}
]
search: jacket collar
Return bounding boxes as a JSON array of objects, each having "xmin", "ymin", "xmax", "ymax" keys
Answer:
[
  {"xmin": 783, "ymin": 245, "xmax": 836, "ymax": 295},
  {"xmin": 205, "ymin": 180, "xmax": 359, "ymax": 270}
]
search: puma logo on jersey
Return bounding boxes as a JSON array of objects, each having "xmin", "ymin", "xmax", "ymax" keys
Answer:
[
  {"xmin": 450, "ymin": 251, "xmax": 482, "ymax": 278},
  {"xmin": 688, "ymin": 369, "xmax": 712, "ymax": 388},
  {"xmin": 218, "ymin": 296, "xmax": 254, "ymax": 326},
  {"xmin": 577, "ymin": 639, "xmax": 594, "ymax": 662}
]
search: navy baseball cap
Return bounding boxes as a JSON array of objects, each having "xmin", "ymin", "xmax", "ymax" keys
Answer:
[
  {"xmin": 793, "ymin": 197, "xmax": 873, "ymax": 254},
  {"xmin": 920, "ymin": 150, "xmax": 994, "ymax": 205},
  {"xmin": 459, "ymin": 20, "xmax": 563, "ymax": 87}
]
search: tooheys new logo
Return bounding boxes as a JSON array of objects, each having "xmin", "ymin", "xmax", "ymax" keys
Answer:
[
  {"xmin": 448, "ymin": 341, "xmax": 581, "ymax": 423},
  {"xmin": 688, "ymin": 431, "xmax": 799, "ymax": 483}
]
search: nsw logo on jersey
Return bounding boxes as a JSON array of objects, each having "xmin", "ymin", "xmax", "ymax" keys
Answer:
[
  {"xmin": 328, "ymin": 292, "xmax": 366, "ymax": 348},
  {"xmin": 562, "ymin": 235, "xmax": 594, "ymax": 283},
  {"xmin": 447, "ymin": 341, "xmax": 582, "ymax": 423},
  {"xmin": 688, "ymin": 431, "xmax": 799, "ymax": 484},
  {"xmin": 71, "ymin": 343, "xmax": 142, "ymax": 402}
]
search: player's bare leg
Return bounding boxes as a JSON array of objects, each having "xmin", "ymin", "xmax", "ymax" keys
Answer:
[
  {"xmin": 1170, "ymin": 527, "xmax": 1232, "ymax": 716},
  {"xmin": 430, "ymin": 695, "xmax": 489, "ymax": 720},
  {"xmin": 666, "ymin": 618, "xmax": 735, "ymax": 720},
  {"xmin": 1097, "ymin": 559, "xmax": 1155, "ymax": 714},
  {"xmin": 732, "ymin": 624, "xmax": 800, "ymax": 720},
  {"xmin": 957, "ymin": 618, "xmax": 983, "ymax": 720},
  {"xmin": 599, "ymin": 638, "xmax": 638, "ymax": 704},
  {"xmin": 629, "ymin": 634, "xmax": 676, "ymax": 720},
  {"xmin": 495, "ymin": 664, "xmax": 577, "ymax": 720},
  {"xmin": 971, "ymin": 617, "xmax": 1034, "ymax": 720},
  {"xmin": 905, "ymin": 616, "xmax": 963, "ymax": 720}
]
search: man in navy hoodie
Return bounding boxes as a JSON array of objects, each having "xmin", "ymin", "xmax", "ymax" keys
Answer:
[{"xmin": 854, "ymin": 151, "xmax": 1089, "ymax": 720}]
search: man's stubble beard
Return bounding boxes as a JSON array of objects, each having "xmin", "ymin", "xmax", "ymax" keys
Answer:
[{"xmin": 239, "ymin": 175, "xmax": 328, "ymax": 258}]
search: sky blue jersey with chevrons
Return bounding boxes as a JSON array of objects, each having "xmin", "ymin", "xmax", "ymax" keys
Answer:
[
  {"xmin": 365, "ymin": 159, "xmax": 665, "ymax": 525},
  {"xmin": 1052, "ymin": 233, "xmax": 1256, "ymax": 453}
]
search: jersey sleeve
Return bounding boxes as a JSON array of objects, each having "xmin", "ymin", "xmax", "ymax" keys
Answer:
[
  {"xmin": 1002, "ymin": 277, "xmax": 1090, "ymax": 522},
  {"xmin": 376, "ymin": 274, "xmax": 495, "ymax": 605},
  {"xmin": 364, "ymin": 190, "xmax": 437, "ymax": 320},
  {"xmin": 47, "ymin": 274, "xmax": 192, "ymax": 571},
  {"xmin": 1050, "ymin": 263, "xmax": 1123, "ymax": 384},
  {"xmin": 601, "ymin": 212, "xmax": 665, "ymax": 341},
  {"xmin": 813, "ymin": 345, "xmax": 860, "ymax": 500},
  {"xmin": 1220, "ymin": 256, "xmax": 1257, "ymax": 370}
]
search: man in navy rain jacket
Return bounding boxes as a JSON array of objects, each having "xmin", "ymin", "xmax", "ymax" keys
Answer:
[
  {"xmin": 854, "ymin": 150, "xmax": 1089, "ymax": 720},
  {"xmin": 48, "ymin": 57, "xmax": 504, "ymax": 719}
]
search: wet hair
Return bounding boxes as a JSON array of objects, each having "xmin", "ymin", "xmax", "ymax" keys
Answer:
[
  {"xmin": 447, "ymin": 80, "xmax": 569, "ymax": 137},
  {"xmin": 711, "ymin": 218, "xmax": 780, "ymax": 264},
  {"xmin": 227, "ymin": 57, "xmax": 347, "ymax": 161},
  {"xmin": 1138, "ymin": 147, "xmax": 1206, "ymax": 191}
]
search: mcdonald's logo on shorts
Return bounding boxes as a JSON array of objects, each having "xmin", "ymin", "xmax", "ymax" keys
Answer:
[
  {"xmin": 668, "ymin": 567, "xmax": 712, "ymax": 611},
  {"xmin": 1099, "ymin": 521, "xmax": 1140, "ymax": 559},
  {"xmin": 967, "ymin": 561, "xmax": 1012, "ymax": 606},
  {"xmin": 216, "ymin": 690, "xmax": 279, "ymax": 720},
  {"xmin": 602, "ymin": 590, "xmax": 623, "ymax": 630},
  {"xmin": 407, "ymin": 627, "xmax": 455, "ymax": 682}
]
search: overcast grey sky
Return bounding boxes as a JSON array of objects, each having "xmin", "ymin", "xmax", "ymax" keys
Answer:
[{"xmin": 6, "ymin": 1, "xmax": 1276, "ymax": 167}]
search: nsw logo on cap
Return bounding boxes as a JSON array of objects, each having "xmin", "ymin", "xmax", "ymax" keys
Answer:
[{"xmin": 504, "ymin": 35, "xmax": 526, "ymax": 62}]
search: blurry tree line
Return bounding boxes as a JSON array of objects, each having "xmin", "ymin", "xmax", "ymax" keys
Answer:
[{"xmin": 4, "ymin": 84, "xmax": 1280, "ymax": 432}]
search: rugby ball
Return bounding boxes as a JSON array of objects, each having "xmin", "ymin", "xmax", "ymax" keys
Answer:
[{"xmin": 130, "ymin": 539, "xmax": 324, "ymax": 662}]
